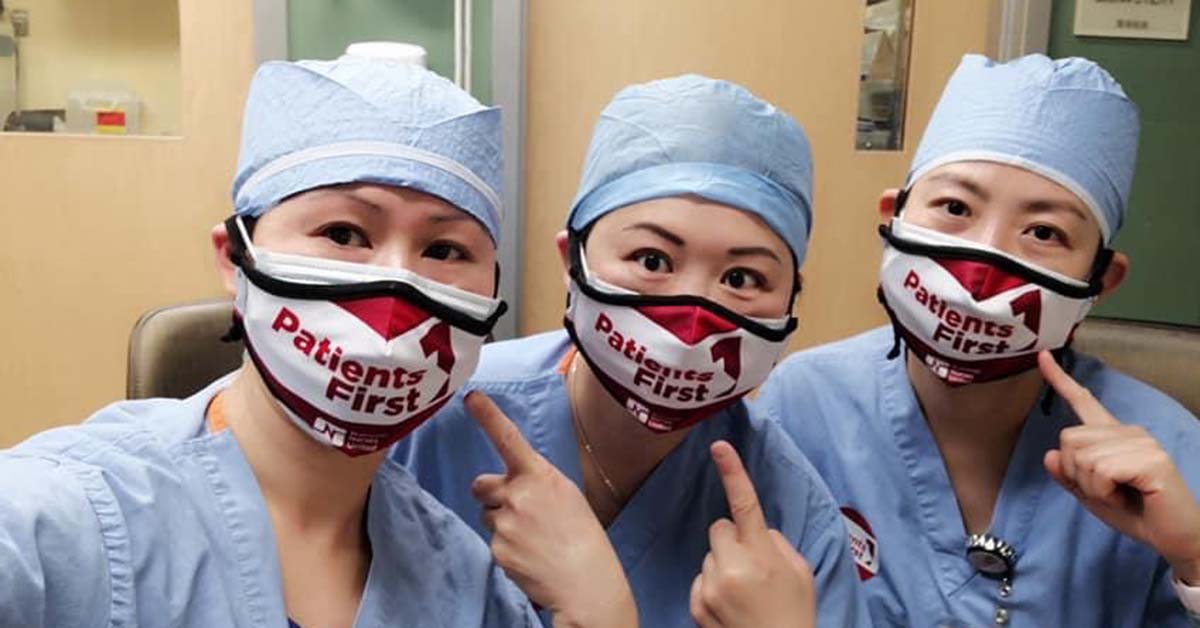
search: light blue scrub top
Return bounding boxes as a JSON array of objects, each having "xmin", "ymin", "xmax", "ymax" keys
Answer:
[
  {"xmin": 393, "ymin": 330, "xmax": 869, "ymax": 628},
  {"xmin": 755, "ymin": 326, "xmax": 1200, "ymax": 627},
  {"xmin": 0, "ymin": 375, "xmax": 537, "ymax": 628}
]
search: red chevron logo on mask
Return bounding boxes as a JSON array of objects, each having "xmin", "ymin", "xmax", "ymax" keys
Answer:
[
  {"xmin": 636, "ymin": 304, "xmax": 738, "ymax": 345},
  {"xmin": 935, "ymin": 259, "xmax": 1028, "ymax": 302},
  {"xmin": 336, "ymin": 296, "xmax": 432, "ymax": 341}
]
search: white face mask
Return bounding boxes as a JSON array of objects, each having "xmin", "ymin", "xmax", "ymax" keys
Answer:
[
  {"xmin": 227, "ymin": 216, "xmax": 506, "ymax": 455},
  {"xmin": 877, "ymin": 217, "xmax": 1109, "ymax": 385},
  {"xmin": 564, "ymin": 243, "xmax": 796, "ymax": 432}
]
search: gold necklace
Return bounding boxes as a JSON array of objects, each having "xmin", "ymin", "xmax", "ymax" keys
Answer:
[{"xmin": 568, "ymin": 355, "xmax": 624, "ymax": 505}]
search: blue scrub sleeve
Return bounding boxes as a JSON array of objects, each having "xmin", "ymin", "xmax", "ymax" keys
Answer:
[
  {"xmin": 1143, "ymin": 561, "xmax": 1195, "ymax": 627},
  {"xmin": 1149, "ymin": 421, "xmax": 1200, "ymax": 626},
  {"xmin": 481, "ymin": 561, "xmax": 540, "ymax": 628},
  {"xmin": 0, "ymin": 454, "xmax": 116, "ymax": 627}
]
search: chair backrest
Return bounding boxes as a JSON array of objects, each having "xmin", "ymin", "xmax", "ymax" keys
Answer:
[
  {"xmin": 1073, "ymin": 317, "xmax": 1200, "ymax": 417},
  {"xmin": 126, "ymin": 300, "xmax": 243, "ymax": 400}
]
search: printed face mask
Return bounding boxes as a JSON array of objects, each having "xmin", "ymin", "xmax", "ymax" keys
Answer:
[
  {"xmin": 564, "ymin": 240, "xmax": 797, "ymax": 432},
  {"xmin": 877, "ymin": 217, "xmax": 1111, "ymax": 385},
  {"xmin": 226, "ymin": 216, "xmax": 506, "ymax": 455}
]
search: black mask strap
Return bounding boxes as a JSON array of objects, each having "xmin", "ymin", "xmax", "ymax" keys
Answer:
[
  {"xmin": 887, "ymin": 186, "xmax": 1114, "ymax": 294},
  {"xmin": 566, "ymin": 230, "xmax": 797, "ymax": 342},
  {"xmin": 893, "ymin": 187, "xmax": 910, "ymax": 216},
  {"xmin": 876, "ymin": 286, "xmax": 904, "ymax": 361},
  {"xmin": 221, "ymin": 215, "xmax": 255, "ymax": 343},
  {"xmin": 220, "ymin": 315, "xmax": 245, "ymax": 343},
  {"xmin": 220, "ymin": 214, "xmax": 507, "ymax": 339}
]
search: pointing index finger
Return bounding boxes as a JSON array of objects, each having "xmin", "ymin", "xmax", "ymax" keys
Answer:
[
  {"xmin": 465, "ymin": 391, "xmax": 541, "ymax": 474},
  {"xmin": 1037, "ymin": 351, "xmax": 1118, "ymax": 426},
  {"xmin": 711, "ymin": 440, "xmax": 768, "ymax": 540}
]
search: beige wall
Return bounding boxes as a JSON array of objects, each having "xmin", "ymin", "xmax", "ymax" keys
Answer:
[
  {"xmin": 519, "ymin": 0, "xmax": 1003, "ymax": 355},
  {"xmin": 0, "ymin": 0, "xmax": 253, "ymax": 445},
  {"xmin": 10, "ymin": 0, "xmax": 183, "ymax": 135},
  {"xmin": 0, "ymin": 0, "xmax": 1005, "ymax": 446}
]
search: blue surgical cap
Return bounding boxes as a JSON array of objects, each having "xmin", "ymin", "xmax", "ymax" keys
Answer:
[
  {"xmin": 231, "ymin": 55, "xmax": 504, "ymax": 243},
  {"xmin": 567, "ymin": 75, "xmax": 814, "ymax": 266},
  {"xmin": 908, "ymin": 54, "xmax": 1139, "ymax": 243}
]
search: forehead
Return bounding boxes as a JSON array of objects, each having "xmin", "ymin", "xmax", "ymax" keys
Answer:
[
  {"xmin": 590, "ymin": 196, "xmax": 787, "ymax": 245},
  {"xmin": 280, "ymin": 184, "xmax": 461, "ymax": 214},
  {"xmin": 913, "ymin": 161, "xmax": 1100, "ymax": 227},
  {"xmin": 252, "ymin": 184, "xmax": 495, "ymax": 249},
  {"xmin": 266, "ymin": 184, "xmax": 492, "ymax": 232}
]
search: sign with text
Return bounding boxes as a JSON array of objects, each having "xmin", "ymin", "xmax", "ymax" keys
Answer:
[{"xmin": 1074, "ymin": 0, "xmax": 1193, "ymax": 40}]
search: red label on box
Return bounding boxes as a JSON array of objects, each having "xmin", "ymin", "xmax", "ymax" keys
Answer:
[{"xmin": 96, "ymin": 110, "xmax": 126, "ymax": 127}]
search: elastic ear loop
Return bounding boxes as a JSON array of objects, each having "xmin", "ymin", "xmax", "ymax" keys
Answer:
[
  {"xmin": 221, "ymin": 215, "xmax": 257, "ymax": 343},
  {"xmin": 893, "ymin": 187, "xmax": 910, "ymax": 217},
  {"xmin": 881, "ymin": 188, "xmax": 911, "ymax": 360}
]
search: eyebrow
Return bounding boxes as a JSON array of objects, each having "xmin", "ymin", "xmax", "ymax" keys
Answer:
[
  {"xmin": 623, "ymin": 222, "xmax": 685, "ymax": 246},
  {"xmin": 728, "ymin": 246, "xmax": 783, "ymax": 264},
  {"xmin": 311, "ymin": 189, "xmax": 387, "ymax": 213},
  {"xmin": 428, "ymin": 211, "xmax": 474, "ymax": 223},
  {"xmin": 1024, "ymin": 199, "xmax": 1090, "ymax": 223},
  {"xmin": 924, "ymin": 172, "xmax": 991, "ymax": 202},
  {"xmin": 323, "ymin": 189, "xmax": 473, "ymax": 223}
]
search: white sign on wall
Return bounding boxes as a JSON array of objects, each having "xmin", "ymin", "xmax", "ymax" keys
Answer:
[{"xmin": 1075, "ymin": 0, "xmax": 1193, "ymax": 40}]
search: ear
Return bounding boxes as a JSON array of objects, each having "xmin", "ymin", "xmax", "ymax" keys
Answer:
[
  {"xmin": 211, "ymin": 222, "xmax": 238, "ymax": 296},
  {"xmin": 1095, "ymin": 250, "xmax": 1129, "ymax": 303},
  {"xmin": 555, "ymin": 229, "xmax": 571, "ymax": 288},
  {"xmin": 790, "ymin": 270, "xmax": 805, "ymax": 310},
  {"xmin": 878, "ymin": 188, "xmax": 901, "ymax": 223}
]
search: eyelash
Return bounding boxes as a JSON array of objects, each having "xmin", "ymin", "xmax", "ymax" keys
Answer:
[
  {"xmin": 933, "ymin": 198, "xmax": 970, "ymax": 217},
  {"xmin": 630, "ymin": 250, "xmax": 768, "ymax": 292},
  {"xmin": 318, "ymin": 224, "xmax": 474, "ymax": 262},
  {"xmin": 424, "ymin": 240, "xmax": 472, "ymax": 262},
  {"xmin": 722, "ymin": 268, "xmax": 767, "ymax": 291},
  {"xmin": 922, "ymin": 195, "xmax": 1075, "ymax": 248},
  {"xmin": 319, "ymin": 222, "xmax": 370, "ymax": 248},
  {"xmin": 1025, "ymin": 224, "xmax": 1069, "ymax": 246},
  {"xmin": 631, "ymin": 249, "xmax": 674, "ymax": 273}
]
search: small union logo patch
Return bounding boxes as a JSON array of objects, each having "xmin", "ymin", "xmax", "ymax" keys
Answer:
[{"xmin": 840, "ymin": 507, "xmax": 879, "ymax": 581}]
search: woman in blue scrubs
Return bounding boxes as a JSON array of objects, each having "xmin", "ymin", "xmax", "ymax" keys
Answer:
[
  {"xmin": 0, "ymin": 54, "xmax": 551, "ymax": 627},
  {"xmin": 757, "ymin": 54, "xmax": 1200, "ymax": 627},
  {"xmin": 395, "ymin": 74, "xmax": 867, "ymax": 628}
]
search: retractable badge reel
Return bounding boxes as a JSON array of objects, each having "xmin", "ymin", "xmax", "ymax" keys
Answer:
[{"xmin": 966, "ymin": 533, "xmax": 1017, "ymax": 625}]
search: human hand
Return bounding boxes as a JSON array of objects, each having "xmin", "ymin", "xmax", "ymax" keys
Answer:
[
  {"xmin": 689, "ymin": 440, "xmax": 815, "ymax": 628},
  {"xmin": 467, "ymin": 391, "xmax": 638, "ymax": 627},
  {"xmin": 1040, "ymin": 351, "xmax": 1200, "ymax": 583}
]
